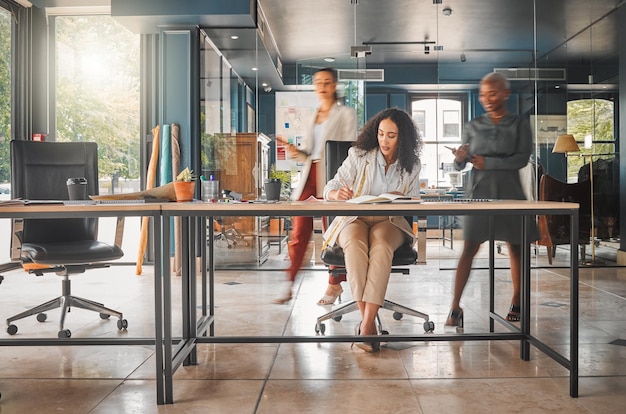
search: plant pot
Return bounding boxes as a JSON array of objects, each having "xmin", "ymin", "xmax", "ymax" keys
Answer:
[
  {"xmin": 174, "ymin": 181, "xmax": 196, "ymax": 202},
  {"xmin": 265, "ymin": 179, "xmax": 281, "ymax": 201}
]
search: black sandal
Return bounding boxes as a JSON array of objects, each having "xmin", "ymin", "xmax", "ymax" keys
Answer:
[
  {"xmin": 445, "ymin": 307, "xmax": 464, "ymax": 328},
  {"xmin": 506, "ymin": 304, "xmax": 521, "ymax": 322}
]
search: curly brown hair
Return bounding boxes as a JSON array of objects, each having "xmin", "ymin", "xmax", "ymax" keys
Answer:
[{"xmin": 354, "ymin": 108, "xmax": 423, "ymax": 173}]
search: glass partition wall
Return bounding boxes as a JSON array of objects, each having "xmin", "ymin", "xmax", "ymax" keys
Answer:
[
  {"xmin": 196, "ymin": 0, "xmax": 621, "ymax": 262},
  {"xmin": 535, "ymin": 1, "xmax": 620, "ymax": 254}
]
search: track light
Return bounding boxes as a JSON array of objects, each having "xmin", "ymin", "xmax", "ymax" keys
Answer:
[{"xmin": 460, "ymin": 53, "xmax": 466, "ymax": 62}]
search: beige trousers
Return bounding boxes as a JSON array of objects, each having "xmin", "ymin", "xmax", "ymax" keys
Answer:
[{"xmin": 336, "ymin": 216, "xmax": 405, "ymax": 306}]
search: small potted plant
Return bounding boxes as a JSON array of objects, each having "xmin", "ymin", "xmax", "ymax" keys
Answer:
[
  {"xmin": 266, "ymin": 165, "xmax": 290, "ymax": 201},
  {"xmin": 174, "ymin": 167, "xmax": 196, "ymax": 201}
]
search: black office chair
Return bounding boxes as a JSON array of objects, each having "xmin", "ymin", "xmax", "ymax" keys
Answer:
[
  {"xmin": 6, "ymin": 140, "xmax": 128, "ymax": 338},
  {"xmin": 315, "ymin": 141, "xmax": 434, "ymax": 335}
]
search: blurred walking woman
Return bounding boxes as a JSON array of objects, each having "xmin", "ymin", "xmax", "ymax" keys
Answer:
[
  {"xmin": 446, "ymin": 72, "xmax": 539, "ymax": 328},
  {"xmin": 275, "ymin": 68, "xmax": 357, "ymax": 304}
]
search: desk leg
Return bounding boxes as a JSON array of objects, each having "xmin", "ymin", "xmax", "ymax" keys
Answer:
[
  {"xmin": 153, "ymin": 215, "xmax": 166, "ymax": 405},
  {"xmin": 200, "ymin": 217, "xmax": 208, "ymax": 330},
  {"xmin": 208, "ymin": 216, "xmax": 215, "ymax": 337},
  {"xmin": 570, "ymin": 211, "xmax": 579, "ymax": 397},
  {"xmin": 417, "ymin": 216, "xmax": 427, "ymax": 264},
  {"xmin": 181, "ymin": 216, "xmax": 198, "ymax": 366},
  {"xmin": 488, "ymin": 216, "xmax": 495, "ymax": 333},
  {"xmin": 520, "ymin": 215, "xmax": 531, "ymax": 361},
  {"xmin": 162, "ymin": 216, "xmax": 174, "ymax": 404}
]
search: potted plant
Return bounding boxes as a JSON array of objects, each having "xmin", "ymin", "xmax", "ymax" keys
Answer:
[
  {"xmin": 268, "ymin": 165, "xmax": 291, "ymax": 200},
  {"xmin": 174, "ymin": 167, "xmax": 196, "ymax": 201}
]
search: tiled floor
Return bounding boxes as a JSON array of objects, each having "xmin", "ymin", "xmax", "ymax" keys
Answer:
[{"xmin": 0, "ymin": 239, "xmax": 624, "ymax": 413}]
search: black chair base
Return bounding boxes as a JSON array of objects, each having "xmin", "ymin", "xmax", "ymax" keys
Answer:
[
  {"xmin": 317, "ymin": 241, "xmax": 434, "ymax": 336},
  {"xmin": 315, "ymin": 298, "xmax": 434, "ymax": 335},
  {"xmin": 6, "ymin": 275, "xmax": 127, "ymax": 338}
]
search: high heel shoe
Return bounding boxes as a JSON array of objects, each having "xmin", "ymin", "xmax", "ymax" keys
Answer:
[
  {"xmin": 351, "ymin": 322, "xmax": 380, "ymax": 353},
  {"xmin": 445, "ymin": 307, "xmax": 464, "ymax": 328},
  {"xmin": 317, "ymin": 286, "xmax": 343, "ymax": 305},
  {"xmin": 506, "ymin": 304, "xmax": 521, "ymax": 322}
]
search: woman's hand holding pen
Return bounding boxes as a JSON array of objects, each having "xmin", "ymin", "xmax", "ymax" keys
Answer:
[{"xmin": 332, "ymin": 179, "xmax": 353, "ymax": 201}]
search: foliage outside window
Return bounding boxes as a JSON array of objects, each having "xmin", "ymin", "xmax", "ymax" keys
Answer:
[
  {"xmin": 56, "ymin": 16, "xmax": 140, "ymax": 193},
  {"xmin": 0, "ymin": 8, "xmax": 11, "ymax": 184},
  {"xmin": 566, "ymin": 99, "xmax": 615, "ymax": 179}
]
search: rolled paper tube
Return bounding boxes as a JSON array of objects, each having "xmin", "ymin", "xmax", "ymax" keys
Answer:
[
  {"xmin": 136, "ymin": 125, "xmax": 160, "ymax": 275},
  {"xmin": 160, "ymin": 124, "xmax": 172, "ymax": 185}
]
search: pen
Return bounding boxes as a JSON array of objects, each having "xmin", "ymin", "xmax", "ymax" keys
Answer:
[
  {"xmin": 340, "ymin": 178, "xmax": 350, "ymax": 190},
  {"xmin": 444, "ymin": 145, "xmax": 455, "ymax": 151}
]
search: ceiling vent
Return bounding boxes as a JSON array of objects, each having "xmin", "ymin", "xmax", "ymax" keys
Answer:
[
  {"xmin": 494, "ymin": 68, "xmax": 566, "ymax": 81},
  {"xmin": 337, "ymin": 69, "xmax": 385, "ymax": 82}
]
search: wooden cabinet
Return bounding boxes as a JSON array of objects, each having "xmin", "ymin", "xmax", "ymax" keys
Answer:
[{"xmin": 211, "ymin": 133, "xmax": 271, "ymax": 267}]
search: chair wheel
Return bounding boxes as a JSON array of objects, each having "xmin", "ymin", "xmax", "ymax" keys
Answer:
[
  {"xmin": 36, "ymin": 313, "xmax": 47, "ymax": 322},
  {"xmin": 6, "ymin": 324, "xmax": 18, "ymax": 335},
  {"xmin": 117, "ymin": 319, "xmax": 128, "ymax": 330},
  {"xmin": 393, "ymin": 312, "xmax": 403, "ymax": 320},
  {"xmin": 58, "ymin": 329, "xmax": 71, "ymax": 338},
  {"xmin": 315, "ymin": 323, "xmax": 325, "ymax": 335},
  {"xmin": 99, "ymin": 313, "xmax": 111, "ymax": 319},
  {"xmin": 332, "ymin": 315, "xmax": 342, "ymax": 322},
  {"xmin": 424, "ymin": 321, "xmax": 435, "ymax": 332}
]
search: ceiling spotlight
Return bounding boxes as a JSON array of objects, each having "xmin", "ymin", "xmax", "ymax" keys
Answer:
[
  {"xmin": 442, "ymin": 7, "xmax": 453, "ymax": 16},
  {"xmin": 460, "ymin": 53, "xmax": 466, "ymax": 62},
  {"xmin": 230, "ymin": 35, "xmax": 239, "ymax": 40},
  {"xmin": 424, "ymin": 45, "xmax": 430, "ymax": 55},
  {"xmin": 324, "ymin": 57, "xmax": 336, "ymax": 63}
]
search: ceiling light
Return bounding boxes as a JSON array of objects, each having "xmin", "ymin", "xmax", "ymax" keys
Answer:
[
  {"xmin": 230, "ymin": 35, "xmax": 239, "ymax": 40},
  {"xmin": 252, "ymin": 67, "xmax": 258, "ymax": 71},
  {"xmin": 442, "ymin": 7, "xmax": 453, "ymax": 16},
  {"xmin": 324, "ymin": 57, "xmax": 336, "ymax": 63},
  {"xmin": 460, "ymin": 53, "xmax": 466, "ymax": 62}
]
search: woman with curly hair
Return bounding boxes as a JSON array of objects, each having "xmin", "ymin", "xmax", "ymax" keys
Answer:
[{"xmin": 323, "ymin": 108, "xmax": 423, "ymax": 352}]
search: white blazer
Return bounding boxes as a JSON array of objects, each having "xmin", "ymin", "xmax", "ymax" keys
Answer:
[
  {"xmin": 290, "ymin": 104, "xmax": 357, "ymax": 200},
  {"xmin": 322, "ymin": 147, "xmax": 421, "ymax": 249}
]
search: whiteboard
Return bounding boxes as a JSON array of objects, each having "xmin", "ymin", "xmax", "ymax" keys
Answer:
[{"xmin": 275, "ymin": 91, "xmax": 318, "ymax": 171}]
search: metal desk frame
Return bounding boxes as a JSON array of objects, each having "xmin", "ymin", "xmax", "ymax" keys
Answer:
[
  {"xmin": 159, "ymin": 200, "xmax": 580, "ymax": 404},
  {"xmin": 0, "ymin": 203, "xmax": 172, "ymax": 403}
]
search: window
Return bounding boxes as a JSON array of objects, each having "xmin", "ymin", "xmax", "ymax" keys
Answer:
[
  {"xmin": 0, "ymin": 7, "xmax": 10, "ymax": 192},
  {"xmin": 442, "ymin": 110, "xmax": 460, "ymax": 138},
  {"xmin": 411, "ymin": 96, "xmax": 467, "ymax": 188},
  {"xmin": 55, "ymin": 15, "xmax": 140, "ymax": 195},
  {"xmin": 0, "ymin": 6, "xmax": 11, "ymax": 265}
]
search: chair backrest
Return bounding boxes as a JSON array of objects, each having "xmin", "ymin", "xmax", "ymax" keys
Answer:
[
  {"xmin": 11, "ymin": 140, "xmax": 100, "ymax": 245},
  {"xmin": 538, "ymin": 173, "xmax": 591, "ymax": 245},
  {"xmin": 325, "ymin": 140, "xmax": 353, "ymax": 182}
]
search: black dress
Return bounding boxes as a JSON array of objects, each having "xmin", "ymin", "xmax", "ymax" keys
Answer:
[{"xmin": 455, "ymin": 113, "xmax": 540, "ymax": 244}]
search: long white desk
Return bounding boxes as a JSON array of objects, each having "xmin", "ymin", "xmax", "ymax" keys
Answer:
[{"xmin": 160, "ymin": 199, "xmax": 580, "ymax": 404}]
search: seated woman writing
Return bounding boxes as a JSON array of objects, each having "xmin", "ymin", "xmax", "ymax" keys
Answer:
[{"xmin": 322, "ymin": 108, "xmax": 423, "ymax": 352}]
